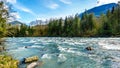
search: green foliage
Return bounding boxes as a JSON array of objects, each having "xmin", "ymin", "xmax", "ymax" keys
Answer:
[
  {"xmin": 47, "ymin": 5, "xmax": 120, "ymax": 37},
  {"xmin": 0, "ymin": 55, "xmax": 19, "ymax": 68},
  {"xmin": 7, "ymin": 24, "xmax": 35, "ymax": 37},
  {"xmin": 32, "ymin": 25, "xmax": 47, "ymax": 37},
  {"xmin": 47, "ymin": 15, "xmax": 81, "ymax": 37},
  {"xmin": 80, "ymin": 13, "xmax": 97, "ymax": 36},
  {"xmin": 0, "ymin": 1, "xmax": 8, "ymax": 37}
]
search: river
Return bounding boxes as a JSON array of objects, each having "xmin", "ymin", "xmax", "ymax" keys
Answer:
[{"xmin": 4, "ymin": 37, "xmax": 120, "ymax": 68}]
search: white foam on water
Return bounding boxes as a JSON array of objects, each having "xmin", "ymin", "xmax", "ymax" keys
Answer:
[
  {"xmin": 30, "ymin": 40, "xmax": 36, "ymax": 43},
  {"xmin": 34, "ymin": 43, "xmax": 41, "ymax": 45},
  {"xmin": 69, "ymin": 48, "xmax": 77, "ymax": 50},
  {"xmin": 58, "ymin": 46, "xmax": 84, "ymax": 56},
  {"xmin": 18, "ymin": 46, "xmax": 27, "ymax": 49},
  {"xmin": 8, "ymin": 46, "xmax": 27, "ymax": 52},
  {"xmin": 74, "ymin": 42, "xmax": 86, "ymax": 45},
  {"xmin": 68, "ymin": 48, "xmax": 83, "ymax": 55},
  {"xmin": 23, "ymin": 39, "xmax": 36, "ymax": 43},
  {"xmin": 98, "ymin": 41, "xmax": 120, "ymax": 50},
  {"xmin": 41, "ymin": 54, "xmax": 52, "ymax": 59},
  {"xmin": 111, "ymin": 56, "xmax": 120, "ymax": 62},
  {"xmin": 58, "ymin": 46, "xmax": 67, "ymax": 52},
  {"xmin": 68, "ymin": 42, "xmax": 75, "ymax": 45},
  {"xmin": 111, "ymin": 62, "xmax": 120, "ymax": 68},
  {"xmin": 30, "ymin": 45, "xmax": 44, "ymax": 48},
  {"xmin": 66, "ymin": 49, "xmax": 83, "ymax": 56},
  {"xmin": 23, "ymin": 42, "xmax": 29, "ymax": 43},
  {"xmin": 63, "ymin": 41, "xmax": 75, "ymax": 45},
  {"xmin": 58, "ymin": 54, "xmax": 67, "ymax": 62},
  {"xmin": 23, "ymin": 40, "xmax": 36, "ymax": 43}
]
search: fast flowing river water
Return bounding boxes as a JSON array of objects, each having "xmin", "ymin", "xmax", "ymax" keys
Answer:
[{"xmin": 4, "ymin": 37, "xmax": 120, "ymax": 68}]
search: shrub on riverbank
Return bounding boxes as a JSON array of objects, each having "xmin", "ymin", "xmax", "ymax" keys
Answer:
[{"xmin": 0, "ymin": 55, "xmax": 19, "ymax": 68}]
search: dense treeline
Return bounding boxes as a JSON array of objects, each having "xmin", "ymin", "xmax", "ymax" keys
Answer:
[
  {"xmin": 0, "ymin": 1, "xmax": 120, "ymax": 37},
  {"xmin": 7, "ymin": 4, "xmax": 120, "ymax": 37},
  {"xmin": 47, "ymin": 4, "xmax": 120, "ymax": 37},
  {"xmin": 7, "ymin": 24, "xmax": 34, "ymax": 37}
]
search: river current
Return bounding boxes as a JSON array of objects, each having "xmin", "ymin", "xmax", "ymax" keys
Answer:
[{"xmin": 4, "ymin": 37, "xmax": 120, "ymax": 68}]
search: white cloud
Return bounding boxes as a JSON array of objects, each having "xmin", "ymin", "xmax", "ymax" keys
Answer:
[
  {"xmin": 8, "ymin": 12, "xmax": 20, "ymax": 22},
  {"xmin": 47, "ymin": 3, "xmax": 59, "ymax": 9},
  {"xmin": 0, "ymin": 0, "xmax": 16, "ymax": 4},
  {"xmin": 60, "ymin": 0, "xmax": 72, "ymax": 4},
  {"xmin": 4, "ymin": 0, "xmax": 36, "ymax": 16},
  {"xmin": 97, "ymin": 0, "xmax": 120, "ymax": 6},
  {"xmin": 10, "ymin": 12, "xmax": 20, "ymax": 19},
  {"xmin": 14, "ymin": 4, "xmax": 36, "ymax": 15},
  {"xmin": 6, "ymin": 0, "xmax": 16, "ymax": 4}
]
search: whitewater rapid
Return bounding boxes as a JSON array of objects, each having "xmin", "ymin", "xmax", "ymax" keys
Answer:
[{"xmin": 4, "ymin": 37, "xmax": 120, "ymax": 68}]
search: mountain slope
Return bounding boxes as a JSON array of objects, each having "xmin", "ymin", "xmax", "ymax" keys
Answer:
[
  {"xmin": 79, "ymin": 3, "xmax": 118, "ymax": 17},
  {"xmin": 9, "ymin": 21, "xmax": 23, "ymax": 26}
]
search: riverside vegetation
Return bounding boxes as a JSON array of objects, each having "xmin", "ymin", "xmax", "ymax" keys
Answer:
[
  {"xmin": 0, "ymin": 55, "xmax": 19, "ymax": 68},
  {"xmin": 0, "ymin": 1, "xmax": 19, "ymax": 68}
]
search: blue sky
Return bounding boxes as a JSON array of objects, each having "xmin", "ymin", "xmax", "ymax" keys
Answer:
[{"xmin": 5, "ymin": 0, "xmax": 120, "ymax": 24}]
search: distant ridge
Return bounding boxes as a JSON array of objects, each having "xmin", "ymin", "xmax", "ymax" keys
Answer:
[
  {"xmin": 79, "ymin": 3, "xmax": 118, "ymax": 17},
  {"xmin": 9, "ymin": 21, "xmax": 23, "ymax": 26}
]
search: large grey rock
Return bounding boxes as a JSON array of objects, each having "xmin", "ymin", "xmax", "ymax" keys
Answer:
[{"xmin": 27, "ymin": 61, "xmax": 43, "ymax": 68}]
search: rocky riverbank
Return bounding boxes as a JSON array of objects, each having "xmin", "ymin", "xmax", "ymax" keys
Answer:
[
  {"xmin": 0, "ymin": 38, "xmax": 6, "ymax": 52},
  {"xmin": 0, "ymin": 38, "xmax": 19, "ymax": 68}
]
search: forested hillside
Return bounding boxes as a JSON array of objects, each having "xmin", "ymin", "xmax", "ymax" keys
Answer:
[
  {"xmin": 7, "ymin": 4, "xmax": 120, "ymax": 37},
  {"xmin": 0, "ymin": 2, "xmax": 119, "ymax": 37}
]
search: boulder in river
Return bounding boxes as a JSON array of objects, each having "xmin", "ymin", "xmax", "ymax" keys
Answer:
[
  {"xmin": 27, "ymin": 61, "xmax": 43, "ymax": 68},
  {"xmin": 24, "ymin": 56, "xmax": 39, "ymax": 63},
  {"xmin": 85, "ymin": 46, "xmax": 94, "ymax": 51}
]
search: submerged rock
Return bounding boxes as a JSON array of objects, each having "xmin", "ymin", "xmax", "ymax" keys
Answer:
[
  {"xmin": 85, "ymin": 46, "xmax": 94, "ymax": 51},
  {"xmin": 27, "ymin": 61, "xmax": 43, "ymax": 68}
]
